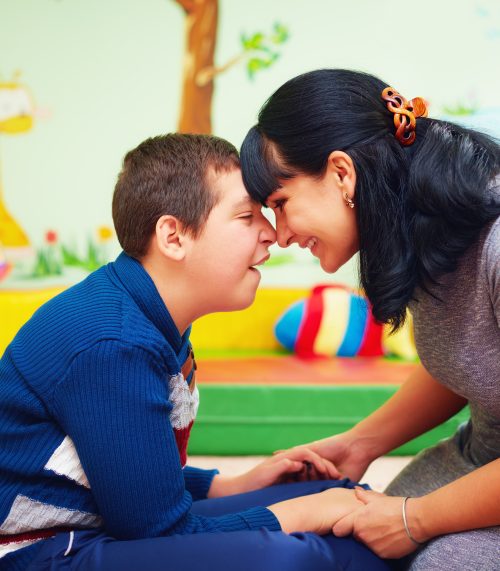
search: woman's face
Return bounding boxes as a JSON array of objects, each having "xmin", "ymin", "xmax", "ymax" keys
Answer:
[{"xmin": 265, "ymin": 153, "xmax": 359, "ymax": 273}]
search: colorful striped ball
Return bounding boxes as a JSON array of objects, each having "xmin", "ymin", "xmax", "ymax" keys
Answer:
[{"xmin": 275, "ymin": 284, "xmax": 384, "ymax": 358}]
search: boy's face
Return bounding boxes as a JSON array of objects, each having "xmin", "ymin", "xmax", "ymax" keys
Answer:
[{"xmin": 186, "ymin": 168, "xmax": 276, "ymax": 313}]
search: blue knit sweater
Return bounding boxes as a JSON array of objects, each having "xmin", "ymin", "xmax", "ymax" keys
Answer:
[{"xmin": 0, "ymin": 253, "xmax": 280, "ymax": 568}]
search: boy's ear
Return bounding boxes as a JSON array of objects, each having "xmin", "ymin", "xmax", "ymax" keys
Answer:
[{"xmin": 155, "ymin": 215, "xmax": 187, "ymax": 261}]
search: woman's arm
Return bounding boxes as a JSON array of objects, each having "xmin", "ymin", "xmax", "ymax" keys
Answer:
[
  {"xmin": 332, "ymin": 458, "xmax": 500, "ymax": 558},
  {"xmin": 304, "ymin": 364, "xmax": 467, "ymax": 481},
  {"xmin": 412, "ymin": 457, "xmax": 500, "ymax": 540},
  {"xmin": 348, "ymin": 363, "xmax": 467, "ymax": 460}
]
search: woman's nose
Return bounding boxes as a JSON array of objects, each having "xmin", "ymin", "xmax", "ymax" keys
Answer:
[{"xmin": 276, "ymin": 216, "xmax": 293, "ymax": 248}]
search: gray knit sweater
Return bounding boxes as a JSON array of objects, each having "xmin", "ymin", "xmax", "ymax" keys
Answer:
[
  {"xmin": 412, "ymin": 213, "xmax": 500, "ymax": 470},
  {"xmin": 385, "ymin": 207, "xmax": 500, "ymax": 570}
]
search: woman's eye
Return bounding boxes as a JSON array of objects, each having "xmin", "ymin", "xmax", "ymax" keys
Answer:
[{"xmin": 274, "ymin": 200, "xmax": 286, "ymax": 212}]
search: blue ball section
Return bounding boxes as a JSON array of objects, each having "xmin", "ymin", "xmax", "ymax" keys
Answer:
[
  {"xmin": 336, "ymin": 295, "xmax": 368, "ymax": 357},
  {"xmin": 274, "ymin": 300, "xmax": 305, "ymax": 351}
]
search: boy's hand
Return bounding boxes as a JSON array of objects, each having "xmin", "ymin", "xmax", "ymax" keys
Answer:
[
  {"xmin": 269, "ymin": 487, "xmax": 364, "ymax": 535},
  {"xmin": 207, "ymin": 449, "xmax": 341, "ymax": 498},
  {"xmin": 274, "ymin": 430, "xmax": 374, "ymax": 483}
]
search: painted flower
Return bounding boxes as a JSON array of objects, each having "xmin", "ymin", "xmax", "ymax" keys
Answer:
[
  {"xmin": 45, "ymin": 230, "xmax": 58, "ymax": 244},
  {"xmin": 97, "ymin": 226, "xmax": 113, "ymax": 242}
]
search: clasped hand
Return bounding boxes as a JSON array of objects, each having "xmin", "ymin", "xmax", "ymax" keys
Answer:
[
  {"xmin": 208, "ymin": 446, "xmax": 342, "ymax": 498},
  {"xmin": 333, "ymin": 488, "xmax": 422, "ymax": 559}
]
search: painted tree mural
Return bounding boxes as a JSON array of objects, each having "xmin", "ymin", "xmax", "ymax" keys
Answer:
[{"xmin": 173, "ymin": 0, "xmax": 288, "ymax": 133}]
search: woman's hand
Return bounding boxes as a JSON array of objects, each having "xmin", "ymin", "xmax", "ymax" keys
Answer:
[
  {"xmin": 268, "ymin": 487, "xmax": 364, "ymax": 535},
  {"xmin": 281, "ymin": 366, "xmax": 469, "ymax": 484},
  {"xmin": 333, "ymin": 488, "xmax": 426, "ymax": 559},
  {"xmin": 275, "ymin": 430, "xmax": 376, "ymax": 483},
  {"xmin": 207, "ymin": 448, "xmax": 341, "ymax": 498}
]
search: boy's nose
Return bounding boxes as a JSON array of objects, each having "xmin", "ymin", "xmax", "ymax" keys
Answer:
[{"xmin": 261, "ymin": 217, "xmax": 277, "ymax": 245}]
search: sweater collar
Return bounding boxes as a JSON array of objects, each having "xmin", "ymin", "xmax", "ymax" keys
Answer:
[{"xmin": 107, "ymin": 252, "xmax": 190, "ymax": 354}]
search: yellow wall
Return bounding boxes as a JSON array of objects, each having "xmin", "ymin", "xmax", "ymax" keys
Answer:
[
  {"xmin": 0, "ymin": 286, "xmax": 308, "ymax": 356},
  {"xmin": 0, "ymin": 287, "xmax": 66, "ymax": 354},
  {"xmin": 191, "ymin": 288, "xmax": 308, "ymax": 351}
]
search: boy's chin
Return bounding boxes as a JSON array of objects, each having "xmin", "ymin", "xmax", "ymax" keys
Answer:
[{"xmin": 219, "ymin": 287, "xmax": 259, "ymax": 313}]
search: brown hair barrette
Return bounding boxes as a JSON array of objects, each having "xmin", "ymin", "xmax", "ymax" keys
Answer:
[{"xmin": 382, "ymin": 87, "xmax": 428, "ymax": 146}]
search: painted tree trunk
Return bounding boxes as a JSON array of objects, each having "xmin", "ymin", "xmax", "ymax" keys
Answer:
[{"xmin": 176, "ymin": 0, "xmax": 218, "ymax": 134}]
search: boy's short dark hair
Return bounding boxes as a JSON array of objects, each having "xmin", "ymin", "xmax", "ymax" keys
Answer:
[{"xmin": 112, "ymin": 133, "xmax": 240, "ymax": 259}]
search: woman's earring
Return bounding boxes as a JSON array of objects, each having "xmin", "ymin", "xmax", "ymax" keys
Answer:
[{"xmin": 343, "ymin": 191, "xmax": 355, "ymax": 209}]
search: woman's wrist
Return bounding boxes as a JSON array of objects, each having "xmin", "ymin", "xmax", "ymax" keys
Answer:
[
  {"xmin": 405, "ymin": 496, "xmax": 434, "ymax": 544},
  {"xmin": 346, "ymin": 424, "xmax": 387, "ymax": 464}
]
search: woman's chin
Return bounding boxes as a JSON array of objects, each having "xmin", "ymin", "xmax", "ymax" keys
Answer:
[
  {"xmin": 319, "ymin": 257, "xmax": 340, "ymax": 273},
  {"xmin": 319, "ymin": 247, "xmax": 359, "ymax": 273}
]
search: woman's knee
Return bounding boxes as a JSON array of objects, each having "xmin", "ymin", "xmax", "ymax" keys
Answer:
[{"xmin": 407, "ymin": 527, "xmax": 500, "ymax": 571}]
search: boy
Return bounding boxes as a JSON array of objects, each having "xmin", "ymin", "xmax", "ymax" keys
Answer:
[{"xmin": 0, "ymin": 134, "xmax": 389, "ymax": 571}]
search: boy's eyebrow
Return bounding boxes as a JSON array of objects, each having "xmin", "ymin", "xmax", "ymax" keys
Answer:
[{"xmin": 233, "ymin": 196, "xmax": 255, "ymax": 210}]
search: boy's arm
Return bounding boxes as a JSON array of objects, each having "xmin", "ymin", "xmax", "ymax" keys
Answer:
[
  {"xmin": 52, "ymin": 341, "xmax": 280, "ymax": 540},
  {"xmin": 205, "ymin": 450, "xmax": 341, "ymax": 498},
  {"xmin": 182, "ymin": 466, "xmax": 219, "ymax": 500}
]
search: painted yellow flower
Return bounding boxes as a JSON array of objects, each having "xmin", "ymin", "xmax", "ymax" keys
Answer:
[{"xmin": 97, "ymin": 226, "xmax": 113, "ymax": 242}]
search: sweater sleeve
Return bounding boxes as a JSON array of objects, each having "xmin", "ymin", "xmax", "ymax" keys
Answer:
[
  {"xmin": 183, "ymin": 466, "xmax": 219, "ymax": 501},
  {"xmin": 51, "ymin": 341, "xmax": 281, "ymax": 539}
]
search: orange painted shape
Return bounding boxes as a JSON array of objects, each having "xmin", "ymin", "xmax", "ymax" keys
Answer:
[{"xmin": 196, "ymin": 355, "xmax": 416, "ymax": 385}]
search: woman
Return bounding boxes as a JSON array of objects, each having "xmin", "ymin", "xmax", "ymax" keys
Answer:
[{"xmin": 240, "ymin": 69, "xmax": 500, "ymax": 570}]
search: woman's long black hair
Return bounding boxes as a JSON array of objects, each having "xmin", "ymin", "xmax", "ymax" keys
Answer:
[{"xmin": 240, "ymin": 69, "xmax": 500, "ymax": 330}]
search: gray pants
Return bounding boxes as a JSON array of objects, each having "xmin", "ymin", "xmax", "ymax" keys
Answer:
[{"xmin": 385, "ymin": 425, "xmax": 500, "ymax": 571}]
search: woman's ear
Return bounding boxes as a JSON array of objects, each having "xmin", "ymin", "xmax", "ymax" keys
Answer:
[
  {"xmin": 326, "ymin": 150, "xmax": 357, "ymax": 198},
  {"xmin": 154, "ymin": 215, "xmax": 187, "ymax": 261}
]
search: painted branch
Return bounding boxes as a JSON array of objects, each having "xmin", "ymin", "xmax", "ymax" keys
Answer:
[{"xmin": 196, "ymin": 52, "xmax": 246, "ymax": 87}]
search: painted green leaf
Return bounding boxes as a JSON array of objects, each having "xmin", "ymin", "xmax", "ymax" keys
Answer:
[
  {"xmin": 271, "ymin": 22, "xmax": 289, "ymax": 44},
  {"xmin": 241, "ymin": 32, "xmax": 265, "ymax": 51}
]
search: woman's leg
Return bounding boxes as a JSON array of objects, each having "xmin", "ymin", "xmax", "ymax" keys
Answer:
[{"xmin": 397, "ymin": 526, "xmax": 500, "ymax": 571}]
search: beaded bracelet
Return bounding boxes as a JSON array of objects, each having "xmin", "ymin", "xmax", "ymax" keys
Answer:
[{"xmin": 402, "ymin": 496, "xmax": 424, "ymax": 545}]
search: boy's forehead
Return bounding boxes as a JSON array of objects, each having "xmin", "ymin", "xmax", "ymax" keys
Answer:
[{"xmin": 210, "ymin": 167, "xmax": 256, "ymax": 207}]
